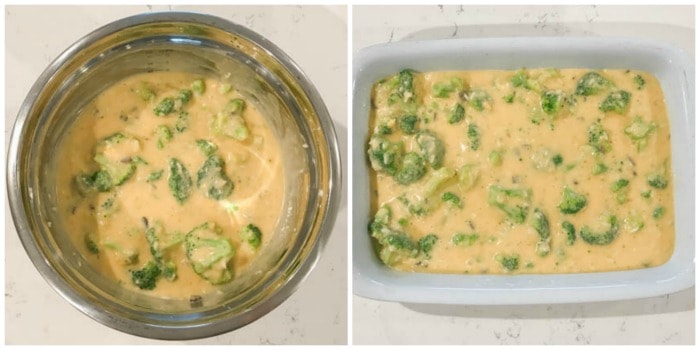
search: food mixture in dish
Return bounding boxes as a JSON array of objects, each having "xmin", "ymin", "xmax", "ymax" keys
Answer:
[
  {"xmin": 367, "ymin": 68, "xmax": 674, "ymax": 274},
  {"xmin": 56, "ymin": 72, "xmax": 283, "ymax": 299}
]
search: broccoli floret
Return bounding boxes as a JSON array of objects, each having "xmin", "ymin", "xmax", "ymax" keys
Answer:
[
  {"xmin": 398, "ymin": 114, "xmax": 419, "ymax": 134},
  {"xmin": 599, "ymin": 90, "xmax": 631, "ymax": 114},
  {"xmin": 402, "ymin": 167, "xmax": 456, "ymax": 215},
  {"xmin": 647, "ymin": 173, "xmax": 668, "ymax": 189},
  {"xmin": 375, "ymin": 122, "xmax": 392, "ymax": 135},
  {"xmin": 531, "ymin": 208, "xmax": 551, "ymax": 257},
  {"xmin": 185, "ymin": 222, "xmax": 235, "ymax": 284},
  {"xmin": 75, "ymin": 170, "xmax": 113, "ymax": 195},
  {"xmin": 633, "ymin": 74, "xmax": 646, "ymax": 90},
  {"xmin": 196, "ymin": 139, "xmax": 218, "ymax": 156},
  {"xmin": 388, "ymin": 69, "xmax": 416, "ymax": 105},
  {"xmin": 562, "ymin": 221, "xmax": 576, "ymax": 246},
  {"xmin": 499, "ymin": 254, "xmax": 520, "ymax": 271},
  {"xmin": 415, "ymin": 130, "xmax": 445, "ymax": 169},
  {"xmin": 395, "ymin": 152, "xmax": 427, "ymax": 185},
  {"xmin": 641, "ymin": 190, "xmax": 652, "ymax": 199},
  {"xmin": 552, "ymin": 154, "xmax": 563, "ymax": 166},
  {"xmin": 457, "ymin": 163, "xmax": 480, "ymax": 192},
  {"xmin": 467, "ymin": 89, "xmax": 492, "ymax": 111},
  {"xmin": 84, "ymin": 232, "xmax": 99, "ymax": 255},
  {"xmin": 451, "ymin": 233, "xmax": 479, "ymax": 246},
  {"xmin": 592, "ymin": 162, "xmax": 609, "ymax": 175},
  {"xmin": 448, "ymin": 103, "xmax": 465, "ymax": 124},
  {"xmin": 488, "ymin": 185, "xmax": 531, "ymax": 224},
  {"xmin": 369, "ymin": 205, "xmax": 392, "ymax": 234},
  {"xmin": 130, "ymin": 261, "xmax": 161, "ymax": 290},
  {"xmin": 147, "ymin": 170, "xmax": 163, "ymax": 183},
  {"xmin": 611, "ymin": 178, "xmax": 630, "ymax": 204},
  {"xmin": 624, "ymin": 117, "xmax": 657, "ymax": 151},
  {"xmin": 588, "ymin": 121, "xmax": 612, "ymax": 154},
  {"xmin": 132, "ymin": 82, "xmax": 155, "ymax": 101},
  {"xmin": 154, "ymin": 97, "xmax": 175, "ymax": 116},
  {"xmin": 540, "ymin": 90, "xmax": 569, "ymax": 115},
  {"xmin": 467, "ymin": 123, "xmax": 480, "ymax": 151},
  {"xmin": 378, "ymin": 233, "xmax": 418, "ymax": 266},
  {"xmin": 168, "ymin": 158, "xmax": 193, "ymax": 204},
  {"xmin": 175, "ymin": 111, "xmax": 189, "ymax": 133},
  {"xmin": 156, "ymin": 125, "xmax": 173, "ymax": 150},
  {"xmin": 239, "ymin": 223, "xmax": 262, "ymax": 249},
  {"xmin": 197, "ymin": 155, "xmax": 234, "ymax": 200},
  {"xmin": 432, "ymin": 77, "xmax": 463, "ymax": 98},
  {"xmin": 103, "ymin": 241, "xmax": 139, "ymax": 266},
  {"xmin": 580, "ymin": 215, "xmax": 619, "ymax": 245},
  {"xmin": 192, "ymin": 79, "xmax": 206, "ymax": 94},
  {"xmin": 213, "ymin": 99, "xmax": 250, "ymax": 141},
  {"xmin": 653, "ymin": 207, "xmax": 666, "ymax": 220},
  {"xmin": 417, "ymin": 234, "xmax": 438, "ymax": 259},
  {"xmin": 623, "ymin": 212, "xmax": 645, "ymax": 233},
  {"xmin": 558, "ymin": 187, "xmax": 587, "ymax": 214},
  {"xmin": 503, "ymin": 91, "xmax": 516, "ymax": 103},
  {"xmin": 177, "ymin": 89, "xmax": 193, "ymax": 105},
  {"xmin": 511, "ymin": 69, "xmax": 541, "ymax": 92},
  {"xmin": 575, "ymin": 71, "xmax": 612, "ymax": 96},
  {"xmin": 488, "ymin": 150, "xmax": 503, "ymax": 167},
  {"xmin": 441, "ymin": 191, "xmax": 462, "ymax": 209},
  {"xmin": 367, "ymin": 135, "xmax": 403, "ymax": 176},
  {"xmin": 96, "ymin": 195, "xmax": 119, "ymax": 219},
  {"xmin": 219, "ymin": 83, "xmax": 232, "ymax": 94},
  {"xmin": 144, "ymin": 221, "xmax": 184, "ymax": 281},
  {"xmin": 93, "ymin": 133, "xmax": 141, "ymax": 186}
]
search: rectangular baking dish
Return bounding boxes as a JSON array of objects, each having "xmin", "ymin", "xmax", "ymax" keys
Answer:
[{"xmin": 352, "ymin": 37, "xmax": 694, "ymax": 305}]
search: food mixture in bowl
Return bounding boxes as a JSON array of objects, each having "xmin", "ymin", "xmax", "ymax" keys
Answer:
[
  {"xmin": 367, "ymin": 68, "xmax": 674, "ymax": 274},
  {"xmin": 56, "ymin": 72, "xmax": 283, "ymax": 299}
]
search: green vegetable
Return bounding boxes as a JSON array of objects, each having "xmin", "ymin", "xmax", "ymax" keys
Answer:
[
  {"xmin": 401, "ymin": 167, "xmax": 456, "ymax": 215},
  {"xmin": 633, "ymin": 74, "xmax": 645, "ymax": 90},
  {"xmin": 197, "ymin": 155, "xmax": 234, "ymax": 200},
  {"xmin": 432, "ymin": 77, "xmax": 463, "ymax": 98},
  {"xmin": 540, "ymin": 90, "xmax": 568, "ymax": 115},
  {"xmin": 448, "ymin": 103, "xmax": 465, "ymax": 124},
  {"xmin": 177, "ymin": 89, "xmax": 193, "ymax": 105},
  {"xmin": 499, "ymin": 254, "xmax": 520, "ymax": 271},
  {"xmin": 154, "ymin": 97, "xmax": 175, "ymax": 116},
  {"xmin": 175, "ymin": 111, "xmax": 189, "ymax": 133},
  {"xmin": 93, "ymin": 133, "xmax": 140, "ymax": 186},
  {"xmin": 558, "ymin": 187, "xmax": 587, "ymax": 214},
  {"xmin": 239, "ymin": 223, "xmax": 262, "ymax": 249},
  {"xmin": 84, "ymin": 232, "xmax": 100, "ymax": 255},
  {"xmin": 592, "ymin": 162, "xmax": 609, "ymax": 175},
  {"xmin": 452, "ymin": 233, "xmax": 479, "ymax": 246},
  {"xmin": 488, "ymin": 185, "xmax": 531, "ymax": 224},
  {"xmin": 398, "ymin": 114, "xmax": 419, "ymax": 134},
  {"xmin": 624, "ymin": 117, "xmax": 657, "ymax": 151},
  {"xmin": 641, "ymin": 190, "xmax": 652, "ymax": 199},
  {"xmin": 417, "ymin": 234, "xmax": 438, "ymax": 258},
  {"xmin": 375, "ymin": 123, "xmax": 392, "ymax": 135},
  {"xmin": 213, "ymin": 98, "xmax": 250, "ymax": 141},
  {"xmin": 395, "ymin": 152, "xmax": 427, "ymax": 185},
  {"xmin": 388, "ymin": 69, "xmax": 416, "ymax": 105},
  {"xmin": 103, "ymin": 241, "xmax": 139, "ymax": 266},
  {"xmin": 192, "ymin": 79, "xmax": 206, "ymax": 94},
  {"xmin": 575, "ymin": 71, "xmax": 612, "ymax": 96},
  {"xmin": 580, "ymin": 215, "xmax": 619, "ymax": 245},
  {"xmin": 511, "ymin": 69, "xmax": 541, "ymax": 92},
  {"xmin": 467, "ymin": 123, "xmax": 480, "ymax": 151},
  {"xmin": 130, "ymin": 261, "xmax": 161, "ymax": 290},
  {"xmin": 457, "ymin": 164, "xmax": 480, "ymax": 192},
  {"xmin": 147, "ymin": 170, "xmax": 163, "ymax": 183},
  {"xmin": 552, "ymin": 154, "xmax": 563, "ymax": 166},
  {"xmin": 185, "ymin": 222, "xmax": 235, "ymax": 284},
  {"xmin": 441, "ymin": 191, "xmax": 462, "ymax": 209},
  {"xmin": 623, "ymin": 212, "xmax": 645, "ymax": 233},
  {"xmin": 96, "ymin": 195, "xmax": 119, "ymax": 219},
  {"xmin": 75, "ymin": 170, "xmax": 113, "ymax": 194},
  {"xmin": 488, "ymin": 150, "xmax": 503, "ymax": 167},
  {"xmin": 145, "ymin": 221, "xmax": 184, "ymax": 281},
  {"xmin": 156, "ymin": 125, "xmax": 173, "ymax": 150},
  {"xmin": 647, "ymin": 173, "xmax": 668, "ymax": 189},
  {"xmin": 531, "ymin": 208, "xmax": 551, "ymax": 256},
  {"xmin": 196, "ymin": 139, "xmax": 218, "ymax": 156},
  {"xmin": 562, "ymin": 221, "xmax": 576, "ymax": 246},
  {"xmin": 468, "ymin": 89, "xmax": 491, "ymax": 111},
  {"xmin": 599, "ymin": 90, "xmax": 631, "ymax": 114},
  {"xmin": 367, "ymin": 135, "xmax": 403, "ymax": 176},
  {"xmin": 588, "ymin": 121, "xmax": 612, "ymax": 154},
  {"xmin": 219, "ymin": 83, "xmax": 232, "ymax": 94},
  {"xmin": 611, "ymin": 178, "xmax": 630, "ymax": 204},
  {"xmin": 168, "ymin": 158, "xmax": 193, "ymax": 204},
  {"xmin": 503, "ymin": 91, "xmax": 515, "ymax": 103},
  {"xmin": 415, "ymin": 130, "xmax": 445, "ymax": 169},
  {"xmin": 653, "ymin": 207, "xmax": 666, "ymax": 219},
  {"xmin": 133, "ymin": 82, "xmax": 155, "ymax": 101}
]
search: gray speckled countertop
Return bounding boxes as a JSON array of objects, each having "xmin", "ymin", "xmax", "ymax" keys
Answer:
[
  {"xmin": 5, "ymin": 5, "xmax": 347, "ymax": 345},
  {"xmin": 352, "ymin": 5, "xmax": 694, "ymax": 345}
]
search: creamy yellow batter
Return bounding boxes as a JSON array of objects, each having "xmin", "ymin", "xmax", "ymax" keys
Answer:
[
  {"xmin": 367, "ymin": 68, "xmax": 674, "ymax": 274},
  {"xmin": 56, "ymin": 72, "xmax": 284, "ymax": 299}
]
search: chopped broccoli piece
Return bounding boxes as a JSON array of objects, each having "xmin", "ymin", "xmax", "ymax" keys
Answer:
[
  {"xmin": 417, "ymin": 234, "xmax": 438, "ymax": 258},
  {"xmin": 219, "ymin": 83, "xmax": 232, "ymax": 94},
  {"xmin": 93, "ymin": 133, "xmax": 140, "ymax": 186},
  {"xmin": 499, "ymin": 254, "xmax": 520, "ymax": 271},
  {"xmin": 84, "ymin": 232, "xmax": 100, "ymax": 255},
  {"xmin": 154, "ymin": 97, "xmax": 175, "ymax": 116},
  {"xmin": 511, "ymin": 69, "xmax": 541, "ymax": 92},
  {"xmin": 388, "ymin": 69, "xmax": 416, "ymax": 105},
  {"xmin": 175, "ymin": 111, "xmax": 189, "ymax": 133},
  {"xmin": 558, "ymin": 187, "xmax": 587, "ymax": 214},
  {"xmin": 540, "ymin": 90, "xmax": 568, "ymax": 115},
  {"xmin": 185, "ymin": 222, "xmax": 235, "ymax": 284},
  {"xmin": 599, "ymin": 90, "xmax": 631, "ymax": 114},
  {"xmin": 531, "ymin": 208, "xmax": 551, "ymax": 256},
  {"xmin": 562, "ymin": 221, "xmax": 576, "ymax": 246},
  {"xmin": 468, "ymin": 89, "xmax": 492, "ymax": 111},
  {"xmin": 395, "ymin": 152, "xmax": 427, "ymax": 185},
  {"xmin": 402, "ymin": 167, "xmax": 456, "ymax": 215},
  {"xmin": 197, "ymin": 155, "xmax": 234, "ymax": 200},
  {"xmin": 488, "ymin": 150, "xmax": 503, "ymax": 167},
  {"xmin": 441, "ymin": 191, "xmax": 462, "ymax": 209},
  {"xmin": 623, "ymin": 212, "xmax": 645, "ymax": 233},
  {"xmin": 448, "ymin": 103, "xmax": 465, "ymax": 124},
  {"xmin": 378, "ymin": 233, "xmax": 418, "ymax": 266},
  {"xmin": 196, "ymin": 139, "xmax": 218, "ymax": 156},
  {"xmin": 376, "ymin": 122, "xmax": 392, "ymax": 135},
  {"xmin": 503, "ymin": 91, "xmax": 515, "ymax": 103},
  {"xmin": 133, "ymin": 82, "xmax": 155, "ymax": 101},
  {"xmin": 156, "ymin": 125, "xmax": 173, "ymax": 150},
  {"xmin": 130, "ymin": 261, "xmax": 161, "ymax": 290},
  {"xmin": 177, "ymin": 89, "xmax": 193, "ymax": 105},
  {"xmin": 552, "ymin": 154, "xmax": 563, "ymax": 166},
  {"xmin": 96, "ymin": 195, "xmax": 119, "ymax": 219},
  {"xmin": 239, "ymin": 224, "xmax": 262, "ymax": 249},
  {"xmin": 588, "ymin": 121, "xmax": 612, "ymax": 154},
  {"xmin": 367, "ymin": 135, "xmax": 403, "ymax": 176},
  {"xmin": 144, "ymin": 221, "xmax": 184, "ymax": 281},
  {"xmin": 467, "ymin": 123, "xmax": 480, "ymax": 151},
  {"xmin": 213, "ymin": 99, "xmax": 250, "ymax": 141},
  {"xmin": 592, "ymin": 162, "xmax": 609, "ymax": 175},
  {"xmin": 488, "ymin": 185, "xmax": 531, "ymax": 224},
  {"xmin": 457, "ymin": 163, "xmax": 480, "ymax": 192},
  {"xmin": 168, "ymin": 158, "xmax": 193, "ymax": 204},
  {"xmin": 633, "ymin": 74, "xmax": 646, "ymax": 90},
  {"xmin": 641, "ymin": 190, "xmax": 652, "ymax": 199},
  {"xmin": 653, "ymin": 207, "xmax": 666, "ymax": 219},
  {"xmin": 452, "ymin": 233, "xmax": 479, "ymax": 246},
  {"xmin": 647, "ymin": 173, "xmax": 668, "ymax": 189},
  {"xmin": 611, "ymin": 178, "xmax": 630, "ymax": 204},
  {"xmin": 432, "ymin": 77, "xmax": 463, "ymax": 98},
  {"xmin": 575, "ymin": 71, "xmax": 612, "ymax": 96},
  {"xmin": 192, "ymin": 79, "xmax": 206, "ymax": 94},
  {"xmin": 103, "ymin": 241, "xmax": 139, "ymax": 266},
  {"xmin": 580, "ymin": 215, "xmax": 619, "ymax": 245},
  {"xmin": 75, "ymin": 170, "xmax": 113, "ymax": 194},
  {"xmin": 624, "ymin": 117, "xmax": 657, "ymax": 151},
  {"xmin": 147, "ymin": 170, "xmax": 163, "ymax": 183},
  {"xmin": 415, "ymin": 130, "xmax": 445, "ymax": 169},
  {"xmin": 398, "ymin": 114, "xmax": 419, "ymax": 134}
]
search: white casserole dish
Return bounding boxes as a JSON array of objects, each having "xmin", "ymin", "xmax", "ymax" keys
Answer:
[{"xmin": 352, "ymin": 37, "xmax": 694, "ymax": 305}]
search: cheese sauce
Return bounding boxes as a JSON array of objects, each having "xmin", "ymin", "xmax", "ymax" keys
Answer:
[
  {"xmin": 56, "ymin": 72, "xmax": 284, "ymax": 298},
  {"xmin": 367, "ymin": 68, "xmax": 674, "ymax": 274}
]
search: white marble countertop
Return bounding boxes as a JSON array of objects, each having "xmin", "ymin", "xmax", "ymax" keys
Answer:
[
  {"xmin": 352, "ymin": 5, "xmax": 694, "ymax": 345},
  {"xmin": 5, "ymin": 5, "xmax": 347, "ymax": 345}
]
